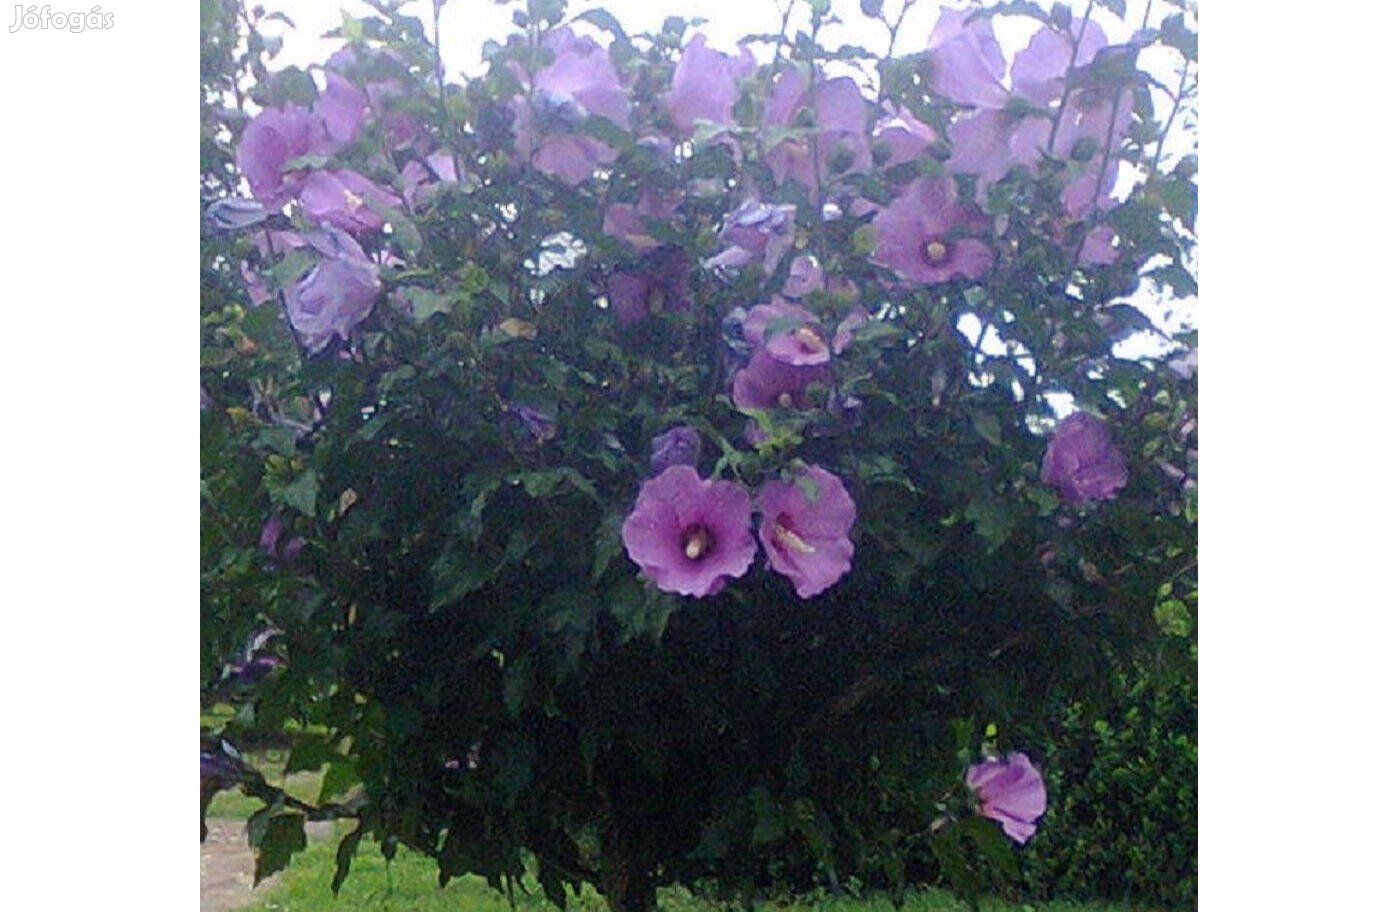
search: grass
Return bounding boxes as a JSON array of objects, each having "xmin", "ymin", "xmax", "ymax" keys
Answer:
[
  {"xmin": 207, "ymin": 749, "xmax": 1136, "ymax": 912},
  {"xmin": 223, "ymin": 819, "xmax": 1132, "ymax": 912}
]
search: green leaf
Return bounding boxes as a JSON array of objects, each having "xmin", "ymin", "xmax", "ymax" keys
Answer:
[
  {"xmin": 970, "ymin": 411, "xmax": 1002, "ymax": 447},
  {"xmin": 276, "ymin": 470, "xmax": 319, "ymax": 517},
  {"xmin": 1153, "ymin": 598, "xmax": 1193, "ymax": 637},
  {"xmin": 399, "ymin": 287, "xmax": 454, "ymax": 322},
  {"xmin": 964, "ymin": 498, "xmax": 1014, "ymax": 551},
  {"xmin": 250, "ymin": 812, "xmax": 307, "ymax": 884}
]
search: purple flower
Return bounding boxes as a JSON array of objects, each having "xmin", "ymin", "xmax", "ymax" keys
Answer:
[
  {"xmin": 665, "ymin": 34, "xmax": 755, "ymax": 136},
  {"xmin": 965, "ymin": 752, "xmax": 1048, "ymax": 845},
  {"xmin": 621, "ymin": 465, "xmax": 757, "ymax": 597},
  {"xmin": 731, "ymin": 350, "xmax": 830, "ymax": 413},
  {"xmin": 314, "ymin": 71, "xmax": 370, "ymax": 149},
  {"xmin": 927, "ymin": 7, "xmax": 1009, "ymax": 108},
  {"xmin": 236, "ymin": 106, "xmax": 317, "ymax": 206},
  {"xmin": 400, "ymin": 150, "xmax": 459, "ymax": 208},
  {"xmin": 606, "ymin": 246, "xmax": 692, "ymax": 325},
  {"xmin": 705, "ymin": 199, "xmax": 796, "ymax": 275},
  {"xmin": 603, "ymin": 193, "xmax": 680, "ymax": 253},
  {"xmin": 1039, "ymin": 412, "xmax": 1128, "ymax": 504},
  {"xmin": 764, "ymin": 69, "xmax": 871, "ymax": 190},
  {"xmin": 832, "ymin": 308, "xmax": 870, "ymax": 355},
  {"xmin": 872, "ymin": 107, "xmax": 941, "ymax": 169},
  {"xmin": 298, "ymin": 169, "xmax": 401, "ymax": 235},
  {"xmin": 201, "ymin": 740, "xmax": 249, "ymax": 792},
  {"xmin": 757, "ymin": 465, "xmax": 856, "ymax": 599},
  {"xmin": 743, "ymin": 301, "xmax": 830, "ymax": 366},
  {"xmin": 871, "ymin": 177, "xmax": 993, "ymax": 284},
  {"xmin": 259, "ymin": 515, "xmax": 306, "ymax": 562},
  {"xmin": 205, "ymin": 197, "xmax": 269, "ymax": 233},
  {"xmin": 945, "ymin": 108, "xmax": 1049, "ymax": 188},
  {"xmin": 511, "ymin": 28, "xmax": 629, "ymax": 184},
  {"xmin": 1009, "ymin": 17, "xmax": 1109, "ymax": 107},
  {"xmin": 282, "ymin": 227, "xmax": 382, "ymax": 354},
  {"xmin": 650, "ymin": 425, "xmax": 702, "ymax": 475}
]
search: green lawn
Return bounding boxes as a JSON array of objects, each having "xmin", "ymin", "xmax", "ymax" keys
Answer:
[{"xmin": 223, "ymin": 818, "xmax": 1131, "ymax": 912}]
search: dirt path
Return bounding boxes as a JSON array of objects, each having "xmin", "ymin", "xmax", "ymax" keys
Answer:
[{"xmin": 201, "ymin": 819, "xmax": 334, "ymax": 912}]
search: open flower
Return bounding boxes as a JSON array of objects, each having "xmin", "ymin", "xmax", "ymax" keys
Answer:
[
  {"xmin": 763, "ymin": 69, "xmax": 871, "ymax": 190},
  {"xmin": 236, "ymin": 106, "xmax": 317, "ymax": 206},
  {"xmin": 622, "ymin": 466, "xmax": 757, "ymax": 597},
  {"xmin": 298, "ymin": 169, "xmax": 401, "ymax": 235},
  {"xmin": 871, "ymin": 177, "xmax": 993, "ymax": 284},
  {"xmin": 1040, "ymin": 412, "xmax": 1128, "ymax": 504},
  {"xmin": 757, "ymin": 466, "xmax": 856, "ymax": 599},
  {"xmin": 705, "ymin": 198, "xmax": 796, "ymax": 275},
  {"xmin": 665, "ymin": 34, "xmax": 755, "ymax": 136},
  {"xmin": 965, "ymin": 752, "xmax": 1047, "ymax": 845},
  {"xmin": 282, "ymin": 227, "xmax": 382, "ymax": 354},
  {"xmin": 743, "ymin": 301, "xmax": 830, "ymax": 366}
]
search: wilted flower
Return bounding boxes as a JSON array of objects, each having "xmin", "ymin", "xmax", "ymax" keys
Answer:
[
  {"xmin": 282, "ymin": 227, "xmax": 382, "ymax": 354},
  {"xmin": 1040, "ymin": 412, "xmax": 1128, "ymax": 504},
  {"xmin": 606, "ymin": 246, "xmax": 692, "ymax": 325},
  {"xmin": 871, "ymin": 177, "xmax": 993, "ymax": 284},
  {"xmin": 621, "ymin": 466, "xmax": 757, "ymax": 597},
  {"xmin": 298, "ymin": 169, "xmax": 401, "ymax": 235},
  {"xmin": 259, "ymin": 515, "xmax": 306, "ymax": 562},
  {"xmin": 665, "ymin": 34, "xmax": 755, "ymax": 136},
  {"xmin": 236, "ymin": 106, "xmax": 318, "ymax": 205},
  {"xmin": 705, "ymin": 198, "xmax": 796, "ymax": 274},
  {"xmin": 650, "ymin": 425, "xmax": 702, "ymax": 475},
  {"xmin": 757, "ymin": 465, "xmax": 856, "ymax": 598},
  {"xmin": 205, "ymin": 197, "xmax": 269, "ymax": 233},
  {"xmin": 965, "ymin": 752, "xmax": 1048, "ymax": 845}
]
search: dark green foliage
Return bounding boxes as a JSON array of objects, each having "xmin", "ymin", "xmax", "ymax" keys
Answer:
[{"xmin": 1022, "ymin": 648, "xmax": 1197, "ymax": 910}]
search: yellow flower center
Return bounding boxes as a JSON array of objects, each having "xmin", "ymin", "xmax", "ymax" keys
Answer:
[
  {"xmin": 773, "ymin": 520, "xmax": 816, "ymax": 554},
  {"xmin": 777, "ymin": 392, "xmax": 794, "ymax": 409},
  {"xmin": 924, "ymin": 239, "xmax": 949, "ymax": 264},
  {"xmin": 682, "ymin": 526, "xmax": 713, "ymax": 561},
  {"xmin": 793, "ymin": 326, "xmax": 826, "ymax": 354},
  {"xmin": 343, "ymin": 189, "xmax": 365, "ymax": 210}
]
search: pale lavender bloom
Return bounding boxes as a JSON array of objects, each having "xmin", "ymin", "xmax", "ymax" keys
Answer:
[
  {"xmin": 945, "ymin": 108, "xmax": 1050, "ymax": 188},
  {"xmin": 764, "ymin": 69, "xmax": 871, "ymax": 190},
  {"xmin": 401, "ymin": 150, "xmax": 459, "ymax": 207},
  {"xmin": 650, "ymin": 425, "xmax": 702, "ymax": 475},
  {"xmin": 283, "ymin": 227, "xmax": 381, "ymax": 353},
  {"xmin": 871, "ymin": 177, "xmax": 993, "ymax": 284},
  {"xmin": 606, "ymin": 246, "xmax": 692, "ymax": 325},
  {"xmin": 512, "ymin": 28, "xmax": 629, "ymax": 184},
  {"xmin": 757, "ymin": 465, "xmax": 856, "ymax": 599},
  {"xmin": 298, "ymin": 169, "xmax": 401, "ymax": 235},
  {"xmin": 665, "ymin": 34, "xmax": 755, "ymax": 136},
  {"xmin": 621, "ymin": 466, "xmax": 757, "ymax": 597},
  {"xmin": 1055, "ymin": 88, "xmax": 1133, "ymax": 218},
  {"xmin": 742, "ymin": 301, "xmax": 830, "ymax": 367},
  {"xmin": 965, "ymin": 752, "xmax": 1048, "ymax": 844},
  {"xmin": 927, "ymin": 7, "xmax": 1009, "ymax": 108},
  {"xmin": 1040, "ymin": 412, "xmax": 1128, "ymax": 504},
  {"xmin": 1010, "ymin": 17, "xmax": 1110, "ymax": 106},
  {"xmin": 1077, "ymin": 224, "xmax": 1119, "ymax": 266},
  {"xmin": 872, "ymin": 107, "xmax": 941, "ymax": 168},
  {"xmin": 236, "ymin": 106, "xmax": 317, "ymax": 205},
  {"xmin": 705, "ymin": 199, "xmax": 796, "ymax": 275},
  {"xmin": 314, "ymin": 71, "xmax": 370, "ymax": 149}
]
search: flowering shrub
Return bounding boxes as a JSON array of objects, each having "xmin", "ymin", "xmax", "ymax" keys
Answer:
[{"xmin": 200, "ymin": 0, "xmax": 1196, "ymax": 909}]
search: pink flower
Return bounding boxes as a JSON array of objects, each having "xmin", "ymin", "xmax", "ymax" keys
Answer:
[
  {"xmin": 757, "ymin": 466, "xmax": 856, "ymax": 599},
  {"xmin": 965, "ymin": 752, "xmax": 1048, "ymax": 844},
  {"xmin": 621, "ymin": 466, "xmax": 757, "ymax": 598},
  {"xmin": 1040, "ymin": 412, "xmax": 1128, "ymax": 504},
  {"xmin": 871, "ymin": 177, "xmax": 994, "ymax": 284},
  {"xmin": 743, "ymin": 301, "xmax": 830, "ymax": 367},
  {"xmin": 664, "ymin": 34, "xmax": 755, "ymax": 136}
]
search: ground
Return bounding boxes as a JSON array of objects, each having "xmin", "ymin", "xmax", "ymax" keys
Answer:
[{"xmin": 201, "ymin": 818, "xmax": 333, "ymax": 912}]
